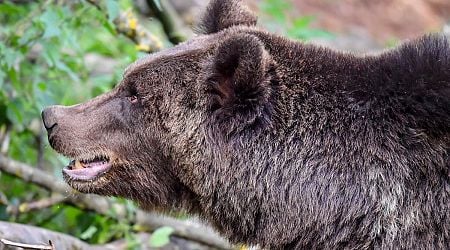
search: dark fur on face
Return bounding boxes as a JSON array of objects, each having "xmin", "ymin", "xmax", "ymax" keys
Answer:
[{"xmin": 42, "ymin": 0, "xmax": 450, "ymax": 248}]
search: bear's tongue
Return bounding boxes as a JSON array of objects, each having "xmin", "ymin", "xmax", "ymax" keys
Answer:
[{"xmin": 63, "ymin": 159, "xmax": 111, "ymax": 181}]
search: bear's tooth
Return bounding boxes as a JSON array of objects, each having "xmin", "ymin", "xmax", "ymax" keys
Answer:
[{"xmin": 74, "ymin": 160, "xmax": 84, "ymax": 170}]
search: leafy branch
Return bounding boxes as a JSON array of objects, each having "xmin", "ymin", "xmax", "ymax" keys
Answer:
[{"xmin": 86, "ymin": 0, "xmax": 164, "ymax": 52}]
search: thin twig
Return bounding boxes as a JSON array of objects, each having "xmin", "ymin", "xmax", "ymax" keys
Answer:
[
  {"xmin": 0, "ymin": 221, "xmax": 216, "ymax": 249},
  {"xmin": 0, "ymin": 239, "xmax": 54, "ymax": 250},
  {"xmin": 0, "ymin": 190, "xmax": 8, "ymax": 205},
  {"xmin": 0, "ymin": 124, "xmax": 11, "ymax": 154},
  {"xmin": 17, "ymin": 193, "xmax": 66, "ymax": 213}
]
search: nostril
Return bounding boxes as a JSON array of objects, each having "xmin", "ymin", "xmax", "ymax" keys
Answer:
[
  {"xmin": 46, "ymin": 123, "xmax": 58, "ymax": 133},
  {"xmin": 41, "ymin": 108, "xmax": 58, "ymax": 132}
]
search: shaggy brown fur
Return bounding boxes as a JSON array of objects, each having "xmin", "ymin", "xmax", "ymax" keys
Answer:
[{"xmin": 42, "ymin": 0, "xmax": 450, "ymax": 248}]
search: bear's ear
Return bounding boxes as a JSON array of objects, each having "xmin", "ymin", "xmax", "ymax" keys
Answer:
[
  {"xmin": 205, "ymin": 34, "xmax": 275, "ymax": 136},
  {"xmin": 197, "ymin": 0, "xmax": 257, "ymax": 34}
]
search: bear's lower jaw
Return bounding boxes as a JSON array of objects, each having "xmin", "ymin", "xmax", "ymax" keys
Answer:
[{"xmin": 63, "ymin": 156, "xmax": 111, "ymax": 181}]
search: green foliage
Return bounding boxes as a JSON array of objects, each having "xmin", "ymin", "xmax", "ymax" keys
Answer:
[
  {"xmin": 149, "ymin": 226, "xmax": 175, "ymax": 248},
  {"xmin": 106, "ymin": 0, "xmax": 120, "ymax": 23},
  {"xmin": 0, "ymin": 0, "xmax": 147, "ymax": 245},
  {"xmin": 259, "ymin": 0, "xmax": 333, "ymax": 40},
  {"xmin": 385, "ymin": 38, "xmax": 400, "ymax": 48}
]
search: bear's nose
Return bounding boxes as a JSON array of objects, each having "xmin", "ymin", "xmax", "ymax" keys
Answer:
[{"xmin": 41, "ymin": 106, "xmax": 60, "ymax": 133}]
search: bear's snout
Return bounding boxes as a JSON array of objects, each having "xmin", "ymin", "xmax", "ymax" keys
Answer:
[
  {"xmin": 42, "ymin": 105, "xmax": 61, "ymax": 134},
  {"xmin": 42, "ymin": 105, "xmax": 72, "ymax": 136}
]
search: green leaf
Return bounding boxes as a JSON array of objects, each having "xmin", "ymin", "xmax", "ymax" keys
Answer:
[
  {"xmin": 106, "ymin": 0, "xmax": 120, "ymax": 23},
  {"xmin": 149, "ymin": 226, "xmax": 174, "ymax": 248},
  {"xmin": 0, "ymin": 69, "xmax": 5, "ymax": 89},
  {"xmin": 6, "ymin": 99, "xmax": 24, "ymax": 131},
  {"xmin": 0, "ymin": 2, "xmax": 22, "ymax": 15},
  {"xmin": 37, "ymin": 82, "xmax": 47, "ymax": 91},
  {"xmin": 152, "ymin": 0, "xmax": 163, "ymax": 11},
  {"xmin": 7, "ymin": 67, "xmax": 19, "ymax": 86},
  {"xmin": 292, "ymin": 16, "xmax": 314, "ymax": 29},
  {"xmin": 42, "ymin": 43, "xmax": 62, "ymax": 68},
  {"xmin": 34, "ymin": 81, "xmax": 54, "ymax": 108},
  {"xmin": 55, "ymin": 60, "xmax": 79, "ymax": 82},
  {"xmin": 0, "ymin": 102, "xmax": 8, "ymax": 126},
  {"xmin": 259, "ymin": 0, "xmax": 291, "ymax": 23},
  {"xmin": 124, "ymin": 232, "xmax": 140, "ymax": 249},
  {"xmin": 1, "ymin": 45, "xmax": 20, "ymax": 70},
  {"xmin": 80, "ymin": 225, "xmax": 98, "ymax": 240},
  {"xmin": 100, "ymin": 14, "xmax": 117, "ymax": 35},
  {"xmin": 40, "ymin": 9, "xmax": 61, "ymax": 38},
  {"xmin": 288, "ymin": 28, "xmax": 334, "ymax": 40},
  {"xmin": 18, "ymin": 28, "xmax": 38, "ymax": 46}
]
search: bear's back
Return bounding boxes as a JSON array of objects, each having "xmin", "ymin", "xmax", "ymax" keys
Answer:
[{"xmin": 228, "ymin": 30, "xmax": 450, "ymax": 249}]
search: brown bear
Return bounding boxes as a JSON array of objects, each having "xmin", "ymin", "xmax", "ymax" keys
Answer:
[{"xmin": 42, "ymin": 0, "xmax": 449, "ymax": 248}]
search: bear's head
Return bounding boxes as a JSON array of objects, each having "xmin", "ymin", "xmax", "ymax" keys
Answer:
[{"xmin": 41, "ymin": 0, "xmax": 278, "ymax": 210}]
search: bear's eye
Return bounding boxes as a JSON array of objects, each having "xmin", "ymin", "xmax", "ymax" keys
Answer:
[{"xmin": 127, "ymin": 95, "xmax": 139, "ymax": 104}]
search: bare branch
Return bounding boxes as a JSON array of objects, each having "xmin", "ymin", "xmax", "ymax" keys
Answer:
[
  {"xmin": 17, "ymin": 193, "xmax": 66, "ymax": 213},
  {"xmin": 0, "ymin": 239, "xmax": 53, "ymax": 250},
  {"xmin": 0, "ymin": 155, "xmax": 231, "ymax": 249},
  {"xmin": 0, "ymin": 124, "xmax": 11, "ymax": 154},
  {"xmin": 6, "ymin": 193, "xmax": 66, "ymax": 216},
  {"xmin": 144, "ymin": 0, "xmax": 193, "ymax": 44},
  {"xmin": 0, "ymin": 221, "xmax": 216, "ymax": 250},
  {"xmin": 0, "ymin": 190, "xmax": 7, "ymax": 205}
]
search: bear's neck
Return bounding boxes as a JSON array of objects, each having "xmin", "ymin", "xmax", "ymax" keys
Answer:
[{"xmin": 167, "ymin": 29, "xmax": 371, "ymax": 244}]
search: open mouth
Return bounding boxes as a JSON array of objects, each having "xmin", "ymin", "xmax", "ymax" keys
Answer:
[{"xmin": 63, "ymin": 156, "xmax": 111, "ymax": 181}]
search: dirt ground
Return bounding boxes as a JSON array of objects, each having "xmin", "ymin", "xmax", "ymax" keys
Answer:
[{"xmin": 291, "ymin": 0, "xmax": 450, "ymax": 42}]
